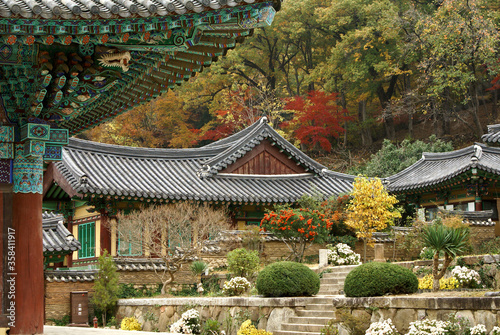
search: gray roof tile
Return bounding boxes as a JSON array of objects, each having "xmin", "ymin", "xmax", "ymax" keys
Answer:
[
  {"xmin": 42, "ymin": 212, "xmax": 81, "ymax": 254},
  {"xmin": 54, "ymin": 118, "xmax": 354, "ymax": 203},
  {"xmin": 385, "ymin": 143, "xmax": 500, "ymax": 192},
  {"xmin": 482, "ymin": 124, "xmax": 500, "ymax": 144}
]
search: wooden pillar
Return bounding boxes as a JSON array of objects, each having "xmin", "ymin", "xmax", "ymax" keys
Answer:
[
  {"xmin": 66, "ymin": 216, "xmax": 73, "ymax": 268},
  {"xmin": 0, "ymin": 185, "xmax": 13, "ymax": 328},
  {"xmin": 100, "ymin": 211, "xmax": 111, "ymax": 255},
  {"xmin": 11, "ymin": 192, "xmax": 44, "ymax": 335},
  {"xmin": 110, "ymin": 217, "xmax": 117, "ymax": 257}
]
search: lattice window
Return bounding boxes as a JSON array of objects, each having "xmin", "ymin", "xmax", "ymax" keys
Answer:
[
  {"xmin": 78, "ymin": 222, "xmax": 95, "ymax": 259},
  {"xmin": 118, "ymin": 231, "xmax": 142, "ymax": 256}
]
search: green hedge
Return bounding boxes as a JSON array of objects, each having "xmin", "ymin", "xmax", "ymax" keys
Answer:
[
  {"xmin": 344, "ymin": 262, "xmax": 418, "ymax": 297},
  {"xmin": 256, "ymin": 261, "xmax": 320, "ymax": 297}
]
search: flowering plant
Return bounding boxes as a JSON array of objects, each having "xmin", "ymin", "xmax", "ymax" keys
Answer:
[
  {"xmin": 365, "ymin": 319, "xmax": 399, "ymax": 335},
  {"xmin": 326, "ymin": 243, "xmax": 361, "ymax": 266},
  {"xmin": 222, "ymin": 277, "xmax": 251, "ymax": 296},
  {"xmin": 418, "ymin": 274, "xmax": 459, "ymax": 290},
  {"xmin": 237, "ymin": 320, "xmax": 272, "ymax": 335},
  {"xmin": 407, "ymin": 319, "xmax": 450, "ymax": 335},
  {"xmin": 170, "ymin": 309, "xmax": 201, "ymax": 334},
  {"xmin": 451, "ymin": 266, "xmax": 482, "ymax": 288},
  {"xmin": 261, "ymin": 208, "xmax": 333, "ymax": 262},
  {"xmin": 490, "ymin": 326, "xmax": 500, "ymax": 335},
  {"xmin": 470, "ymin": 324, "xmax": 487, "ymax": 335},
  {"xmin": 120, "ymin": 317, "xmax": 142, "ymax": 331}
]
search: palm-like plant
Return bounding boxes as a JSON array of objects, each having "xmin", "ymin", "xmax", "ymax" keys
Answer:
[
  {"xmin": 421, "ymin": 223, "xmax": 470, "ymax": 291},
  {"xmin": 190, "ymin": 260, "xmax": 209, "ymax": 289}
]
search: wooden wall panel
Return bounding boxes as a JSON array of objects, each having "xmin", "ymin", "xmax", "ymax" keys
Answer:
[{"xmin": 222, "ymin": 140, "xmax": 306, "ymax": 175}]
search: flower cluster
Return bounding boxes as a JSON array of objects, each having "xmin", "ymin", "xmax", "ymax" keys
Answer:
[
  {"xmin": 260, "ymin": 208, "xmax": 332, "ymax": 243},
  {"xmin": 120, "ymin": 317, "xmax": 142, "ymax": 331},
  {"xmin": 407, "ymin": 319, "xmax": 450, "ymax": 335},
  {"xmin": 418, "ymin": 274, "xmax": 459, "ymax": 290},
  {"xmin": 491, "ymin": 326, "xmax": 500, "ymax": 335},
  {"xmin": 326, "ymin": 243, "xmax": 361, "ymax": 266},
  {"xmin": 470, "ymin": 324, "xmax": 487, "ymax": 335},
  {"xmin": 222, "ymin": 277, "xmax": 251, "ymax": 296},
  {"xmin": 451, "ymin": 266, "xmax": 482, "ymax": 288},
  {"xmin": 170, "ymin": 309, "xmax": 201, "ymax": 334},
  {"xmin": 366, "ymin": 319, "xmax": 399, "ymax": 335},
  {"xmin": 237, "ymin": 320, "xmax": 272, "ymax": 335}
]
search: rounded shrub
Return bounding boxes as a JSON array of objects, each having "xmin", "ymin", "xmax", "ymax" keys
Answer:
[
  {"xmin": 344, "ymin": 262, "xmax": 418, "ymax": 297},
  {"xmin": 227, "ymin": 248, "xmax": 260, "ymax": 279},
  {"xmin": 256, "ymin": 261, "xmax": 320, "ymax": 297}
]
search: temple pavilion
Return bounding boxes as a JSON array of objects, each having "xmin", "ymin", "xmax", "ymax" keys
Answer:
[
  {"xmin": 43, "ymin": 117, "xmax": 355, "ymax": 266},
  {"xmin": 0, "ymin": 0, "xmax": 280, "ymax": 331}
]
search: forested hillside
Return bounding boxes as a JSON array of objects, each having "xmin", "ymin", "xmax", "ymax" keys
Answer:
[{"xmin": 80, "ymin": 0, "xmax": 500, "ymax": 174}]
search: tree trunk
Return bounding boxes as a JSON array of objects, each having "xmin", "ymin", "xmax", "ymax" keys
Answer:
[
  {"xmin": 492, "ymin": 88, "xmax": 498, "ymax": 121},
  {"xmin": 358, "ymin": 100, "xmax": 372, "ymax": 146},
  {"xmin": 363, "ymin": 239, "xmax": 367, "ymax": 263}
]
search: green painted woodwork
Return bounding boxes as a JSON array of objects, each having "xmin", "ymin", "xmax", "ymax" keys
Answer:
[{"xmin": 78, "ymin": 221, "xmax": 96, "ymax": 259}]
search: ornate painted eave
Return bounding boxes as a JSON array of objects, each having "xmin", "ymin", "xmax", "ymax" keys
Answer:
[{"xmin": 0, "ymin": 0, "xmax": 279, "ymax": 137}]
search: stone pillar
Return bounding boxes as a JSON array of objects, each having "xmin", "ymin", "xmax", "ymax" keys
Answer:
[
  {"xmin": 319, "ymin": 249, "xmax": 328, "ymax": 267},
  {"xmin": 374, "ymin": 243, "xmax": 385, "ymax": 263}
]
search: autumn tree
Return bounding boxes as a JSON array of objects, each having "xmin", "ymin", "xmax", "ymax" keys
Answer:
[
  {"xmin": 415, "ymin": 0, "xmax": 500, "ymax": 137},
  {"xmin": 345, "ymin": 176, "xmax": 401, "ymax": 262},
  {"xmin": 116, "ymin": 202, "xmax": 230, "ymax": 294},
  {"xmin": 260, "ymin": 207, "xmax": 333, "ymax": 262},
  {"xmin": 281, "ymin": 91, "xmax": 351, "ymax": 152}
]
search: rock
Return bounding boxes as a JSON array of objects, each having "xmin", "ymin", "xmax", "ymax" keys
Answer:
[
  {"xmin": 474, "ymin": 310, "xmax": 496, "ymax": 330},
  {"xmin": 158, "ymin": 310, "xmax": 170, "ymax": 332},
  {"xmin": 165, "ymin": 306, "xmax": 175, "ymax": 318},
  {"xmin": 393, "ymin": 309, "xmax": 417, "ymax": 334},
  {"xmin": 267, "ymin": 308, "xmax": 296, "ymax": 333},
  {"xmin": 485, "ymin": 292, "xmax": 500, "ymax": 297}
]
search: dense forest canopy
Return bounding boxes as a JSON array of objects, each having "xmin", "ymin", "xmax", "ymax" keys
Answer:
[{"xmin": 81, "ymin": 0, "xmax": 500, "ymax": 175}]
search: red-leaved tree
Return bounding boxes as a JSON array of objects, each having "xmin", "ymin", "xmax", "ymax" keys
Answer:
[{"xmin": 282, "ymin": 91, "xmax": 351, "ymax": 152}]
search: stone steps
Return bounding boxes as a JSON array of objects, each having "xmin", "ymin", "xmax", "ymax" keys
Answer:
[{"xmin": 272, "ymin": 265, "xmax": 359, "ymax": 335}]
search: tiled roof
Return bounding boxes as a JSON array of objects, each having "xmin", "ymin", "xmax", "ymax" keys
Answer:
[
  {"xmin": 53, "ymin": 118, "xmax": 354, "ymax": 203},
  {"xmin": 452, "ymin": 210, "xmax": 496, "ymax": 227},
  {"xmin": 45, "ymin": 269, "xmax": 96, "ymax": 282},
  {"xmin": 481, "ymin": 124, "xmax": 500, "ymax": 144},
  {"xmin": 42, "ymin": 212, "xmax": 81, "ymax": 255},
  {"xmin": 0, "ymin": 0, "xmax": 271, "ymax": 21},
  {"xmin": 385, "ymin": 143, "xmax": 500, "ymax": 192}
]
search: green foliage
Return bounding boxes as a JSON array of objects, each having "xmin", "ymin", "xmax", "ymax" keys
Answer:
[
  {"xmin": 92, "ymin": 250, "xmax": 120, "ymax": 327},
  {"xmin": 118, "ymin": 283, "xmax": 161, "ymax": 298},
  {"xmin": 227, "ymin": 248, "xmax": 260, "ymax": 279},
  {"xmin": 256, "ymin": 261, "xmax": 320, "ymax": 297},
  {"xmin": 475, "ymin": 237, "xmax": 500, "ymax": 255},
  {"xmin": 421, "ymin": 222, "xmax": 470, "ymax": 290},
  {"xmin": 48, "ymin": 315, "xmax": 70, "ymax": 326},
  {"xmin": 350, "ymin": 136, "xmax": 453, "ymax": 178},
  {"xmin": 328, "ymin": 235, "xmax": 358, "ymax": 249},
  {"xmin": 202, "ymin": 319, "xmax": 222, "ymax": 335},
  {"xmin": 344, "ymin": 262, "xmax": 418, "ymax": 297}
]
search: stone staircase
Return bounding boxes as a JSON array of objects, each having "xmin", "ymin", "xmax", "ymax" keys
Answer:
[
  {"xmin": 273, "ymin": 265, "xmax": 358, "ymax": 335},
  {"xmin": 317, "ymin": 264, "xmax": 358, "ymax": 295}
]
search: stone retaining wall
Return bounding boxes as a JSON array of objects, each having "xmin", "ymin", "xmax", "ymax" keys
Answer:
[
  {"xmin": 332, "ymin": 296, "xmax": 500, "ymax": 334},
  {"xmin": 116, "ymin": 297, "xmax": 316, "ymax": 333}
]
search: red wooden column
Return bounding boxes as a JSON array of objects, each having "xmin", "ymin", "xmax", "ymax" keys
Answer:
[
  {"xmin": 100, "ymin": 210, "xmax": 111, "ymax": 255},
  {"xmin": 11, "ymin": 193, "xmax": 44, "ymax": 335}
]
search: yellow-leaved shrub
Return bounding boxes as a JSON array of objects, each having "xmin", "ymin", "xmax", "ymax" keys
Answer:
[
  {"xmin": 237, "ymin": 320, "xmax": 272, "ymax": 335},
  {"xmin": 120, "ymin": 317, "xmax": 142, "ymax": 331},
  {"xmin": 418, "ymin": 274, "xmax": 459, "ymax": 290}
]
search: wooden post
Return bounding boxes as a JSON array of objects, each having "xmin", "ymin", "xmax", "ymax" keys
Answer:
[
  {"xmin": 11, "ymin": 192, "xmax": 44, "ymax": 334},
  {"xmin": 0, "ymin": 184, "xmax": 13, "ymax": 328},
  {"xmin": 100, "ymin": 210, "xmax": 111, "ymax": 255}
]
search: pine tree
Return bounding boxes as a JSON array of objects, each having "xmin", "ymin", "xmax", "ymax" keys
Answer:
[{"xmin": 92, "ymin": 250, "xmax": 120, "ymax": 327}]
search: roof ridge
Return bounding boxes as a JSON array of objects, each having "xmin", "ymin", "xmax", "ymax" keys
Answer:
[{"xmin": 200, "ymin": 118, "xmax": 327, "ymax": 177}]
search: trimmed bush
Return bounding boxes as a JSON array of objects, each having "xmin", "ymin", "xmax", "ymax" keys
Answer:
[
  {"xmin": 227, "ymin": 248, "xmax": 260, "ymax": 279},
  {"xmin": 344, "ymin": 262, "xmax": 418, "ymax": 297},
  {"xmin": 256, "ymin": 261, "xmax": 320, "ymax": 297}
]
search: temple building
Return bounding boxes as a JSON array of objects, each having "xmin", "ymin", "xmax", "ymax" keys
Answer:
[
  {"xmin": 384, "ymin": 142, "xmax": 500, "ymax": 235},
  {"xmin": 43, "ymin": 117, "xmax": 355, "ymax": 266}
]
